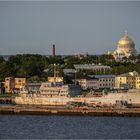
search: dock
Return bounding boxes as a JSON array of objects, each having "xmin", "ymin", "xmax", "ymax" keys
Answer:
[{"xmin": 1, "ymin": 105, "xmax": 140, "ymax": 117}]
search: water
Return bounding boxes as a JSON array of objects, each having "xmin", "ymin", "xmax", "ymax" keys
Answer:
[
  {"xmin": 0, "ymin": 115, "xmax": 140, "ymax": 139},
  {"xmin": 0, "ymin": 104, "xmax": 14, "ymax": 106}
]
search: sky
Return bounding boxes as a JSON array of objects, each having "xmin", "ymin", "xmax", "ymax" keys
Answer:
[{"xmin": 0, "ymin": 1, "xmax": 140, "ymax": 55}]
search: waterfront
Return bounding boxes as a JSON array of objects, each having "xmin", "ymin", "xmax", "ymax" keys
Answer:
[{"xmin": 0, "ymin": 115, "xmax": 140, "ymax": 139}]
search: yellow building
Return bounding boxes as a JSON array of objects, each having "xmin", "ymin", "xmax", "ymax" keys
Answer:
[
  {"xmin": 5, "ymin": 77, "xmax": 15, "ymax": 93},
  {"xmin": 48, "ymin": 77, "xmax": 63, "ymax": 83},
  {"xmin": 14, "ymin": 78, "xmax": 26, "ymax": 90},
  {"xmin": 115, "ymin": 71, "xmax": 138, "ymax": 89},
  {"xmin": 5, "ymin": 77, "xmax": 26, "ymax": 93},
  {"xmin": 136, "ymin": 75, "xmax": 140, "ymax": 89}
]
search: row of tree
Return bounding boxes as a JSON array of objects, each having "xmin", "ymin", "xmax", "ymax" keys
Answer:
[{"xmin": 0, "ymin": 54, "xmax": 140, "ymax": 82}]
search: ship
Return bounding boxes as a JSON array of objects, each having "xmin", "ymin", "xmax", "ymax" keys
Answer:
[
  {"xmin": 14, "ymin": 84, "xmax": 140, "ymax": 107},
  {"xmin": 85, "ymin": 89, "xmax": 140, "ymax": 107},
  {"xmin": 14, "ymin": 81, "xmax": 82, "ymax": 106}
]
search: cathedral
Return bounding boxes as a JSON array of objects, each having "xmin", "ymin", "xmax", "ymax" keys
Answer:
[{"xmin": 113, "ymin": 31, "xmax": 137, "ymax": 61}]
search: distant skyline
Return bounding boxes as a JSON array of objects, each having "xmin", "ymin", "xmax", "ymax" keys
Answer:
[{"xmin": 0, "ymin": 1, "xmax": 140, "ymax": 55}]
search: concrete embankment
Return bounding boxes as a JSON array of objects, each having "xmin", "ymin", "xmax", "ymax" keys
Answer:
[{"xmin": 1, "ymin": 105, "xmax": 140, "ymax": 117}]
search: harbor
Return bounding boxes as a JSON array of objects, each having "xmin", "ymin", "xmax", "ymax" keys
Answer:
[{"xmin": 1, "ymin": 105, "xmax": 140, "ymax": 117}]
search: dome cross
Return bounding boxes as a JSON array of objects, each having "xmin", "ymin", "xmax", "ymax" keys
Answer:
[{"xmin": 125, "ymin": 30, "xmax": 128, "ymax": 36}]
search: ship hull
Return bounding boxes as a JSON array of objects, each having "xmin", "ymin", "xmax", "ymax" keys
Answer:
[
  {"xmin": 14, "ymin": 92, "xmax": 140, "ymax": 106},
  {"xmin": 14, "ymin": 96, "xmax": 73, "ymax": 106}
]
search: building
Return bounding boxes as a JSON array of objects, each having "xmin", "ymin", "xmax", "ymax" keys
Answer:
[
  {"xmin": 113, "ymin": 31, "xmax": 137, "ymax": 61},
  {"xmin": 14, "ymin": 78, "xmax": 26, "ymax": 90},
  {"xmin": 76, "ymin": 75, "xmax": 115, "ymax": 90},
  {"xmin": 94, "ymin": 75, "xmax": 116, "ymax": 89},
  {"xmin": 135, "ymin": 75, "xmax": 140, "ymax": 89},
  {"xmin": 0, "ymin": 82, "xmax": 5, "ymax": 94},
  {"xmin": 48, "ymin": 77, "xmax": 63, "ymax": 83},
  {"xmin": 5, "ymin": 77, "xmax": 26, "ymax": 93},
  {"xmin": 63, "ymin": 69, "xmax": 76, "ymax": 76},
  {"xmin": 115, "ymin": 71, "xmax": 138, "ymax": 89},
  {"xmin": 74, "ymin": 64, "xmax": 111, "ymax": 72},
  {"xmin": 76, "ymin": 77, "xmax": 99, "ymax": 90},
  {"xmin": 5, "ymin": 77, "xmax": 15, "ymax": 93}
]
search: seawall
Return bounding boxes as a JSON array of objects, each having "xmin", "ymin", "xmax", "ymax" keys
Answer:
[{"xmin": 1, "ymin": 105, "xmax": 140, "ymax": 117}]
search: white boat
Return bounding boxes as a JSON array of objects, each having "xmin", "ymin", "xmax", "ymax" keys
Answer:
[
  {"xmin": 86, "ymin": 90, "xmax": 140, "ymax": 107},
  {"xmin": 14, "ymin": 82, "xmax": 82, "ymax": 106},
  {"xmin": 14, "ymin": 86, "xmax": 140, "ymax": 107}
]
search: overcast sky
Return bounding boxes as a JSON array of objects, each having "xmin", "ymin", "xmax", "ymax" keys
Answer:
[{"xmin": 0, "ymin": 1, "xmax": 140, "ymax": 55}]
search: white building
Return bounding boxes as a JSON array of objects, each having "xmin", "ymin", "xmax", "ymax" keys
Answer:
[
  {"xmin": 94, "ymin": 75, "xmax": 116, "ymax": 89},
  {"xmin": 63, "ymin": 69, "xmax": 76, "ymax": 75},
  {"xmin": 76, "ymin": 75, "xmax": 115, "ymax": 90},
  {"xmin": 76, "ymin": 77, "xmax": 99, "ymax": 90},
  {"xmin": 74, "ymin": 64, "xmax": 111, "ymax": 72}
]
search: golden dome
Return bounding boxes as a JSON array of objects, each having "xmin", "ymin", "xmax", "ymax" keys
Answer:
[
  {"xmin": 118, "ymin": 31, "xmax": 135, "ymax": 46},
  {"xmin": 113, "ymin": 31, "xmax": 137, "ymax": 60}
]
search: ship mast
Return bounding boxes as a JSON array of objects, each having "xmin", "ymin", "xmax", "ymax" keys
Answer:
[{"xmin": 54, "ymin": 63, "xmax": 56, "ymax": 85}]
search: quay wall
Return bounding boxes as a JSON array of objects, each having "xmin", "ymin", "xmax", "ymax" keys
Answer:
[{"xmin": 1, "ymin": 106, "xmax": 140, "ymax": 117}]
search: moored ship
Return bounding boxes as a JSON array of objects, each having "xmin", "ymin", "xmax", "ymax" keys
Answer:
[
  {"xmin": 86, "ymin": 89, "xmax": 140, "ymax": 107},
  {"xmin": 14, "ymin": 84, "xmax": 140, "ymax": 107},
  {"xmin": 14, "ymin": 81, "xmax": 82, "ymax": 106}
]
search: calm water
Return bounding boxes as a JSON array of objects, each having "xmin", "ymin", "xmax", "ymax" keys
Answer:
[{"xmin": 0, "ymin": 115, "xmax": 140, "ymax": 139}]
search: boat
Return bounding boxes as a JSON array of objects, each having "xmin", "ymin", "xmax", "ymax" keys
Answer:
[
  {"xmin": 85, "ymin": 89, "xmax": 140, "ymax": 107},
  {"xmin": 14, "ymin": 85, "xmax": 140, "ymax": 108},
  {"xmin": 14, "ymin": 81, "xmax": 82, "ymax": 106}
]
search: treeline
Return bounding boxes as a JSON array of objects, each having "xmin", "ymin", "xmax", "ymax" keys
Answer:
[
  {"xmin": 0, "ymin": 54, "xmax": 64, "ymax": 81},
  {"xmin": 0, "ymin": 54, "xmax": 140, "ymax": 82}
]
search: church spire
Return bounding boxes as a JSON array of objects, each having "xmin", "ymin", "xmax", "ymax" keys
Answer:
[{"xmin": 125, "ymin": 30, "xmax": 128, "ymax": 36}]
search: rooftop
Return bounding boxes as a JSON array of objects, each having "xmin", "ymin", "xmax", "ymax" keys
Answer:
[{"xmin": 90, "ymin": 75, "xmax": 116, "ymax": 78}]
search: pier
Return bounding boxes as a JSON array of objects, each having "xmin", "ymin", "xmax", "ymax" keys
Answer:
[{"xmin": 1, "ymin": 105, "xmax": 140, "ymax": 117}]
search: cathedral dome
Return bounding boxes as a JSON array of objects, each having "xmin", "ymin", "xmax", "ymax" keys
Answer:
[
  {"xmin": 117, "ymin": 31, "xmax": 135, "ymax": 48},
  {"xmin": 113, "ymin": 31, "xmax": 137, "ymax": 61}
]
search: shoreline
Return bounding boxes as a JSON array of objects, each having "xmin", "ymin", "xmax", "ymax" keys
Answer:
[{"xmin": 1, "ymin": 105, "xmax": 140, "ymax": 117}]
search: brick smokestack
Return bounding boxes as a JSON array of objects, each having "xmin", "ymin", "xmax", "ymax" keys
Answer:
[{"xmin": 52, "ymin": 44, "xmax": 55, "ymax": 57}]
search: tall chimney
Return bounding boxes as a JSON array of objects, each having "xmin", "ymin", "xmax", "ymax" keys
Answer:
[{"xmin": 52, "ymin": 44, "xmax": 55, "ymax": 57}]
